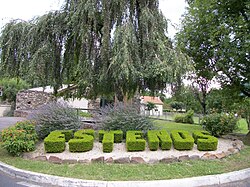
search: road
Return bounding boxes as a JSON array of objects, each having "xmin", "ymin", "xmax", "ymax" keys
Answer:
[
  {"xmin": 0, "ymin": 117, "xmax": 26, "ymax": 131},
  {"xmin": 0, "ymin": 171, "xmax": 46, "ymax": 187}
]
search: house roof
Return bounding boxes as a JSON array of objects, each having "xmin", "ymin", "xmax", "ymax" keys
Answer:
[{"xmin": 140, "ymin": 96, "xmax": 164, "ymax": 105}]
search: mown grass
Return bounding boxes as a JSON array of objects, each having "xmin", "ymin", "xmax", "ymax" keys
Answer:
[
  {"xmin": 0, "ymin": 143, "xmax": 249, "ymax": 181},
  {"xmin": 154, "ymin": 120, "xmax": 203, "ymax": 133}
]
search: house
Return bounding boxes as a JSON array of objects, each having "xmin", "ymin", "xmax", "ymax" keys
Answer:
[
  {"xmin": 140, "ymin": 96, "xmax": 164, "ymax": 116},
  {"xmin": 14, "ymin": 85, "xmax": 90, "ymax": 117}
]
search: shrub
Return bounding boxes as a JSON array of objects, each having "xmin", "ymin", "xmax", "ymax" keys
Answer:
[
  {"xmin": 192, "ymin": 131, "xmax": 218, "ymax": 151},
  {"xmin": 74, "ymin": 129, "xmax": 95, "ymax": 139},
  {"xmin": 171, "ymin": 130, "xmax": 194, "ymax": 150},
  {"xmin": 170, "ymin": 101, "xmax": 184, "ymax": 111},
  {"xmin": 147, "ymin": 130, "xmax": 172, "ymax": 151},
  {"xmin": 102, "ymin": 132, "xmax": 114, "ymax": 153},
  {"xmin": 29, "ymin": 101, "xmax": 81, "ymax": 140},
  {"xmin": 44, "ymin": 131, "xmax": 66, "ymax": 153},
  {"xmin": 99, "ymin": 130, "xmax": 123, "ymax": 143},
  {"xmin": 126, "ymin": 131, "xmax": 146, "ymax": 152},
  {"xmin": 201, "ymin": 112, "xmax": 238, "ymax": 137},
  {"xmin": 1, "ymin": 120, "xmax": 37, "ymax": 156},
  {"xmin": 52, "ymin": 130, "xmax": 73, "ymax": 142},
  {"xmin": 0, "ymin": 78, "xmax": 29, "ymax": 103},
  {"xmin": 99, "ymin": 102, "xmax": 154, "ymax": 135},
  {"xmin": 68, "ymin": 134, "xmax": 94, "ymax": 152},
  {"xmin": 174, "ymin": 110, "xmax": 194, "ymax": 124}
]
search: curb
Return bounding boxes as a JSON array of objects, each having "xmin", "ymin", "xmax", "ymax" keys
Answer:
[{"xmin": 0, "ymin": 161, "xmax": 250, "ymax": 187}]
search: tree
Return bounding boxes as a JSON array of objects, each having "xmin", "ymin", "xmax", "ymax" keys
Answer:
[
  {"xmin": 178, "ymin": 0, "xmax": 250, "ymax": 97},
  {"xmin": 0, "ymin": 1, "xmax": 191, "ymax": 101}
]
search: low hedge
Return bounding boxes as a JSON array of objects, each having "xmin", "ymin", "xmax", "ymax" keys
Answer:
[
  {"xmin": 44, "ymin": 131, "xmax": 66, "ymax": 153},
  {"xmin": 102, "ymin": 132, "xmax": 114, "ymax": 153},
  {"xmin": 74, "ymin": 129, "xmax": 95, "ymax": 139},
  {"xmin": 147, "ymin": 130, "xmax": 172, "ymax": 151},
  {"xmin": 68, "ymin": 134, "xmax": 94, "ymax": 152},
  {"xmin": 192, "ymin": 131, "xmax": 218, "ymax": 151},
  {"xmin": 52, "ymin": 130, "xmax": 73, "ymax": 142},
  {"xmin": 171, "ymin": 130, "xmax": 194, "ymax": 150},
  {"xmin": 99, "ymin": 130, "xmax": 123, "ymax": 143},
  {"xmin": 126, "ymin": 131, "xmax": 146, "ymax": 152}
]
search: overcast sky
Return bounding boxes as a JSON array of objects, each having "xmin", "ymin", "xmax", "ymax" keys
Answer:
[{"xmin": 0, "ymin": 0, "xmax": 187, "ymax": 38}]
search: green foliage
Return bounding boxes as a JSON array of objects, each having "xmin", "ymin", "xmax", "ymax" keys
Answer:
[
  {"xmin": 126, "ymin": 131, "xmax": 146, "ymax": 152},
  {"xmin": 170, "ymin": 101, "xmax": 184, "ymax": 111},
  {"xmin": 100, "ymin": 103, "xmax": 154, "ymax": 135},
  {"xmin": 53, "ymin": 130, "xmax": 74, "ymax": 142},
  {"xmin": 192, "ymin": 131, "xmax": 218, "ymax": 151},
  {"xmin": 174, "ymin": 110, "xmax": 194, "ymax": 124},
  {"xmin": 0, "ymin": 78, "xmax": 29, "ymax": 103},
  {"xmin": 0, "ymin": 1, "xmax": 191, "ymax": 100},
  {"xmin": 99, "ymin": 130, "xmax": 123, "ymax": 143},
  {"xmin": 102, "ymin": 132, "xmax": 114, "ymax": 153},
  {"xmin": 29, "ymin": 102, "xmax": 80, "ymax": 140},
  {"xmin": 78, "ymin": 111, "xmax": 93, "ymax": 118},
  {"xmin": 74, "ymin": 129, "xmax": 95, "ymax": 139},
  {"xmin": 201, "ymin": 113, "xmax": 238, "ymax": 137},
  {"xmin": 44, "ymin": 131, "xmax": 66, "ymax": 153},
  {"xmin": 147, "ymin": 130, "xmax": 172, "ymax": 151},
  {"xmin": 1, "ymin": 121, "xmax": 37, "ymax": 156},
  {"xmin": 68, "ymin": 134, "xmax": 94, "ymax": 152},
  {"xmin": 177, "ymin": 0, "xmax": 250, "ymax": 97},
  {"xmin": 171, "ymin": 130, "xmax": 194, "ymax": 150},
  {"xmin": 146, "ymin": 102, "xmax": 156, "ymax": 111}
]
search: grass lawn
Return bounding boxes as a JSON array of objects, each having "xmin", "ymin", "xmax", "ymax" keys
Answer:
[
  {"xmin": 153, "ymin": 120, "xmax": 203, "ymax": 133},
  {"xmin": 0, "ymin": 142, "xmax": 249, "ymax": 181}
]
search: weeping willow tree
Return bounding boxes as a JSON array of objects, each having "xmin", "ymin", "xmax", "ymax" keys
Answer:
[{"xmin": 0, "ymin": 0, "xmax": 190, "ymax": 101}]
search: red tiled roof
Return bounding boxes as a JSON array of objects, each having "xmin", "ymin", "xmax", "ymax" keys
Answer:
[{"xmin": 141, "ymin": 96, "xmax": 164, "ymax": 105}]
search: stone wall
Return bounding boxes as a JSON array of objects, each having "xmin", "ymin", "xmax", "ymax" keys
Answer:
[{"xmin": 15, "ymin": 90, "xmax": 54, "ymax": 111}]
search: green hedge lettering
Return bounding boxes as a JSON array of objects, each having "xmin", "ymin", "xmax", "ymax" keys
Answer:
[
  {"xmin": 171, "ymin": 130, "xmax": 194, "ymax": 150},
  {"xmin": 192, "ymin": 130, "xmax": 218, "ymax": 151},
  {"xmin": 147, "ymin": 130, "xmax": 172, "ymax": 151},
  {"xmin": 126, "ymin": 131, "xmax": 146, "ymax": 152}
]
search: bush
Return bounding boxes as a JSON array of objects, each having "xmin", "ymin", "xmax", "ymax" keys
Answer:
[
  {"xmin": 74, "ymin": 129, "xmax": 95, "ymax": 139},
  {"xmin": 147, "ymin": 130, "xmax": 172, "ymax": 151},
  {"xmin": 192, "ymin": 131, "xmax": 218, "ymax": 151},
  {"xmin": 99, "ymin": 130, "xmax": 123, "ymax": 143},
  {"xmin": 44, "ymin": 131, "xmax": 66, "ymax": 153},
  {"xmin": 1, "ymin": 120, "xmax": 37, "ymax": 156},
  {"xmin": 126, "ymin": 131, "xmax": 146, "ymax": 152},
  {"xmin": 99, "ymin": 102, "xmax": 154, "ymax": 135},
  {"xmin": 52, "ymin": 130, "xmax": 73, "ymax": 142},
  {"xmin": 29, "ymin": 101, "xmax": 81, "ymax": 140},
  {"xmin": 174, "ymin": 110, "xmax": 194, "ymax": 124},
  {"xmin": 171, "ymin": 130, "xmax": 194, "ymax": 150},
  {"xmin": 102, "ymin": 132, "xmax": 114, "ymax": 153},
  {"xmin": 68, "ymin": 134, "xmax": 94, "ymax": 152},
  {"xmin": 201, "ymin": 112, "xmax": 238, "ymax": 137},
  {"xmin": 170, "ymin": 101, "xmax": 184, "ymax": 111},
  {"xmin": 0, "ymin": 78, "xmax": 30, "ymax": 103}
]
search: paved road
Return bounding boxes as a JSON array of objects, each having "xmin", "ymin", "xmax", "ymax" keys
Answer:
[
  {"xmin": 0, "ymin": 117, "xmax": 26, "ymax": 131},
  {"xmin": 0, "ymin": 171, "xmax": 44, "ymax": 187},
  {"xmin": 205, "ymin": 177, "xmax": 250, "ymax": 187}
]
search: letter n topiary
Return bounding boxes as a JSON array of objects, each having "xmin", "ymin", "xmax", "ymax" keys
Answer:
[
  {"xmin": 171, "ymin": 130, "xmax": 194, "ymax": 150},
  {"xmin": 147, "ymin": 130, "xmax": 172, "ymax": 151},
  {"xmin": 44, "ymin": 131, "xmax": 66, "ymax": 153},
  {"xmin": 126, "ymin": 131, "xmax": 146, "ymax": 151},
  {"xmin": 192, "ymin": 131, "xmax": 218, "ymax": 151}
]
